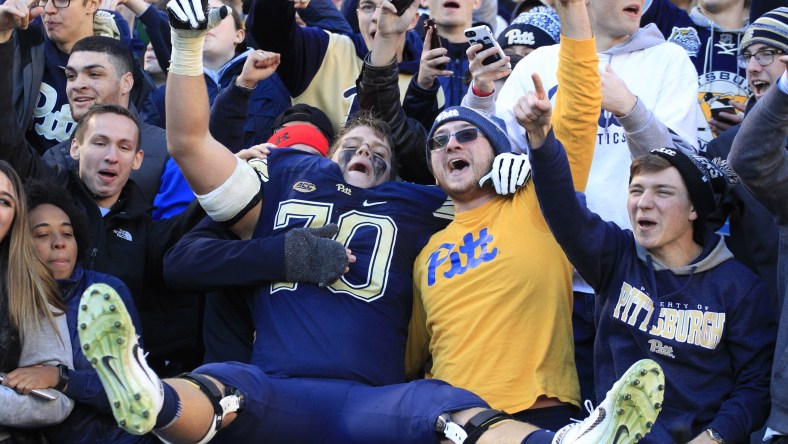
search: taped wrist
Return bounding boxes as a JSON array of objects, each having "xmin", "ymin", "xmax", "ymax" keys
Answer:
[
  {"xmin": 170, "ymin": 31, "xmax": 206, "ymax": 76},
  {"xmin": 196, "ymin": 156, "xmax": 262, "ymax": 224}
]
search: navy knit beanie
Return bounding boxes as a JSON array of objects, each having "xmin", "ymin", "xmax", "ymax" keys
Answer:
[
  {"xmin": 740, "ymin": 7, "xmax": 788, "ymax": 54},
  {"xmin": 498, "ymin": 6, "xmax": 561, "ymax": 51},
  {"xmin": 649, "ymin": 148, "xmax": 738, "ymax": 222},
  {"xmin": 427, "ymin": 106, "xmax": 512, "ymax": 156}
]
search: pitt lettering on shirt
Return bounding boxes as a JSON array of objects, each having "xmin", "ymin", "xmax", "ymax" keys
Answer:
[
  {"xmin": 613, "ymin": 282, "xmax": 726, "ymax": 356},
  {"xmin": 426, "ymin": 228, "xmax": 498, "ymax": 286}
]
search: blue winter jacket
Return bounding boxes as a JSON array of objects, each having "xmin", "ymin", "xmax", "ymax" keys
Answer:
[
  {"xmin": 141, "ymin": 48, "xmax": 291, "ymax": 142},
  {"xmin": 43, "ymin": 266, "xmax": 156, "ymax": 444}
]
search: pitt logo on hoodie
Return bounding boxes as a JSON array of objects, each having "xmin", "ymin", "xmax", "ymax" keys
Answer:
[{"xmin": 613, "ymin": 281, "xmax": 726, "ymax": 356}]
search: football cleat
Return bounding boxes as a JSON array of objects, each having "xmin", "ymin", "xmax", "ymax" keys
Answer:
[
  {"xmin": 552, "ymin": 359, "xmax": 665, "ymax": 444},
  {"xmin": 77, "ymin": 283, "xmax": 163, "ymax": 435}
]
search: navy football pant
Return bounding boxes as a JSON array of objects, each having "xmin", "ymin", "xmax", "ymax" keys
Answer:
[{"xmin": 194, "ymin": 362, "xmax": 489, "ymax": 444}]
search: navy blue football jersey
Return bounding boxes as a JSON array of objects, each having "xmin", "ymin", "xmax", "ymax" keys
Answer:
[{"xmin": 249, "ymin": 149, "xmax": 453, "ymax": 386}]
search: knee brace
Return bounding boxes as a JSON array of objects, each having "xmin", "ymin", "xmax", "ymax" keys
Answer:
[
  {"xmin": 157, "ymin": 373, "xmax": 245, "ymax": 444},
  {"xmin": 436, "ymin": 409, "xmax": 515, "ymax": 444}
]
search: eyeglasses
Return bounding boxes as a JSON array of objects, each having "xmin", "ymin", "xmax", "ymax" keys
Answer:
[
  {"xmin": 38, "ymin": 0, "xmax": 70, "ymax": 7},
  {"xmin": 428, "ymin": 128, "xmax": 485, "ymax": 151},
  {"xmin": 737, "ymin": 49, "xmax": 784, "ymax": 69},
  {"xmin": 357, "ymin": 2, "xmax": 379, "ymax": 14}
]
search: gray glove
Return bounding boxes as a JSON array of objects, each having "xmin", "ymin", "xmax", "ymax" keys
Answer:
[{"xmin": 284, "ymin": 224, "xmax": 348, "ymax": 287}]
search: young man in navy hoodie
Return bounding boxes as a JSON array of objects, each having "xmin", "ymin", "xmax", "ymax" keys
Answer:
[{"xmin": 517, "ymin": 70, "xmax": 777, "ymax": 443}]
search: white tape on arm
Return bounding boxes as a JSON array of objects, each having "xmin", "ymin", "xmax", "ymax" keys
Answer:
[
  {"xmin": 196, "ymin": 157, "xmax": 262, "ymax": 222},
  {"xmin": 169, "ymin": 31, "xmax": 205, "ymax": 77}
]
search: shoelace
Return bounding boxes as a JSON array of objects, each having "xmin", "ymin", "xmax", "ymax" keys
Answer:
[{"xmin": 568, "ymin": 399, "xmax": 596, "ymax": 425}]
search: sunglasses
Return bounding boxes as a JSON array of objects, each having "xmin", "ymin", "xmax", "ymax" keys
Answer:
[
  {"xmin": 428, "ymin": 128, "xmax": 485, "ymax": 151},
  {"xmin": 38, "ymin": 0, "xmax": 70, "ymax": 7}
]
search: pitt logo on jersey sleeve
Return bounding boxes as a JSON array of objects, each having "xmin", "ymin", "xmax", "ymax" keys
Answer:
[{"xmin": 613, "ymin": 281, "xmax": 726, "ymax": 359}]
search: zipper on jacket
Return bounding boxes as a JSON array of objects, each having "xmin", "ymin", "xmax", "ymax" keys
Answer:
[{"xmin": 89, "ymin": 247, "xmax": 98, "ymax": 270}]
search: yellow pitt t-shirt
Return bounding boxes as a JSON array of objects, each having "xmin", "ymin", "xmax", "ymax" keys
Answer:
[{"xmin": 412, "ymin": 188, "xmax": 579, "ymax": 413}]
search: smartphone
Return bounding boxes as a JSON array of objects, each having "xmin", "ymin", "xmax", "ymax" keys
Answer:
[
  {"xmin": 424, "ymin": 18, "xmax": 446, "ymax": 70},
  {"xmin": 390, "ymin": 0, "xmax": 415, "ymax": 15},
  {"xmin": 0, "ymin": 373, "xmax": 57, "ymax": 401},
  {"xmin": 464, "ymin": 25, "xmax": 511, "ymax": 70},
  {"xmin": 710, "ymin": 105, "xmax": 736, "ymax": 121}
]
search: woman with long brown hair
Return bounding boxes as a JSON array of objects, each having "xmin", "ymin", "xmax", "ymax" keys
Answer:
[{"xmin": 0, "ymin": 160, "xmax": 74, "ymax": 442}]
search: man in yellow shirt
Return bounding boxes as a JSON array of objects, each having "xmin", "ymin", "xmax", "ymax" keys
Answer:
[{"xmin": 411, "ymin": 0, "xmax": 601, "ymax": 431}]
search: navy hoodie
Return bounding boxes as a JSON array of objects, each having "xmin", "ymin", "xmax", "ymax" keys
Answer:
[{"xmin": 530, "ymin": 130, "xmax": 776, "ymax": 443}]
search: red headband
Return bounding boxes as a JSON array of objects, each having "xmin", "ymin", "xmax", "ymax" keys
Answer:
[{"xmin": 267, "ymin": 124, "xmax": 329, "ymax": 157}]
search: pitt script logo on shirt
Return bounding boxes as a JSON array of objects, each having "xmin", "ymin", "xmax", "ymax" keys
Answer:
[
  {"xmin": 613, "ymin": 282, "xmax": 726, "ymax": 359},
  {"xmin": 426, "ymin": 228, "xmax": 498, "ymax": 286}
]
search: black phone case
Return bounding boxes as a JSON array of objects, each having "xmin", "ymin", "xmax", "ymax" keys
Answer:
[
  {"xmin": 710, "ymin": 106, "xmax": 735, "ymax": 120},
  {"xmin": 425, "ymin": 18, "xmax": 446, "ymax": 70},
  {"xmin": 475, "ymin": 36, "xmax": 503, "ymax": 65}
]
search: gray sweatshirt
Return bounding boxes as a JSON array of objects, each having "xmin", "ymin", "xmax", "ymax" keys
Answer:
[
  {"xmin": 0, "ymin": 309, "xmax": 74, "ymax": 435},
  {"xmin": 464, "ymin": 24, "xmax": 697, "ymax": 158}
]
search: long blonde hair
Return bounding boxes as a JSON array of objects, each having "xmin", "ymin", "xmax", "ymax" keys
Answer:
[{"xmin": 0, "ymin": 161, "xmax": 63, "ymax": 338}]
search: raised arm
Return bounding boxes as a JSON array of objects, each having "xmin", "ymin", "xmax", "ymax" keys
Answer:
[
  {"xmin": 247, "ymin": 0, "xmax": 330, "ymax": 97},
  {"xmin": 600, "ymin": 61, "xmax": 698, "ymax": 157},
  {"xmin": 358, "ymin": 0, "xmax": 432, "ymax": 183},
  {"xmin": 459, "ymin": 40, "xmax": 511, "ymax": 114},
  {"xmin": 514, "ymin": 0, "xmax": 624, "ymax": 289},
  {"xmin": 0, "ymin": 25, "xmax": 65, "ymax": 182},
  {"xmin": 522, "ymin": 78, "xmax": 628, "ymax": 292},
  {"xmin": 298, "ymin": 0, "xmax": 353, "ymax": 35},
  {"xmin": 523, "ymin": 0, "xmax": 600, "ymax": 191},
  {"xmin": 133, "ymin": 0, "xmax": 172, "ymax": 73},
  {"xmin": 0, "ymin": 0, "xmax": 40, "ymax": 43},
  {"xmin": 209, "ymin": 50, "xmax": 282, "ymax": 152},
  {"xmin": 165, "ymin": 0, "xmax": 264, "ymax": 238},
  {"xmin": 728, "ymin": 58, "xmax": 788, "ymax": 225}
]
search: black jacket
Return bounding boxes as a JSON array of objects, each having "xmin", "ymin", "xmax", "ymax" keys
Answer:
[
  {"xmin": 0, "ymin": 39, "xmax": 205, "ymax": 370},
  {"xmin": 704, "ymin": 98, "xmax": 783, "ymax": 310},
  {"xmin": 356, "ymin": 54, "xmax": 433, "ymax": 184},
  {"xmin": 9, "ymin": 15, "xmax": 156, "ymax": 155}
]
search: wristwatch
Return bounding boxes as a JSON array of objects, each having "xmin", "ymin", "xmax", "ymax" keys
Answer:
[
  {"xmin": 706, "ymin": 428, "xmax": 725, "ymax": 443},
  {"xmin": 53, "ymin": 364, "xmax": 69, "ymax": 392}
]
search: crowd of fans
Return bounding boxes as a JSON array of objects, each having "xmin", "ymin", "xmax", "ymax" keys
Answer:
[{"xmin": 0, "ymin": 0, "xmax": 786, "ymax": 442}]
